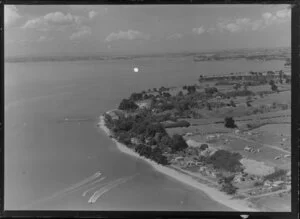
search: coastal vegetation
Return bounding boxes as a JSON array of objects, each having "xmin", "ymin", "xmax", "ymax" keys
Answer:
[{"xmin": 102, "ymin": 67, "xmax": 291, "ymax": 211}]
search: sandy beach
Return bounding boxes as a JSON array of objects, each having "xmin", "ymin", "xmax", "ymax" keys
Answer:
[{"xmin": 98, "ymin": 114, "xmax": 258, "ymax": 212}]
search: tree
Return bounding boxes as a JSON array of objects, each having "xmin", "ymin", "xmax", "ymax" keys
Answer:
[
  {"xmin": 246, "ymin": 96, "xmax": 252, "ymax": 107},
  {"xmin": 145, "ymin": 123, "xmax": 166, "ymax": 138},
  {"xmin": 224, "ymin": 117, "xmax": 237, "ymax": 128},
  {"xmin": 130, "ymin": 92, "xmax": 143, "ymax": 101},
  {"xmin": 233, "ymin": 83, "xmax": 241, "ymax": 91},
  {"xmin": 205, "ymin": 87, "xmax": 218, "ymax": 95},
  {"xmin": 220, "ymin": 182, "xmax": 238, "ymax": 195},
  {"xmin": 135, "ymin": 144, "xmax": 152, "ymax": 158},
  {"xmin": 269, "ymin": 80, "xmax": 278, "ymax": 92},
  {"xmin": 118, "ymin": 99, "xmax": 138, "ymax": 111},
  {"xmin": 279, "ymin": 70, "xmax": 284, "ymax": 84},
  {"xmin": 187, "ymin": 85, "xmax": 196, "ymax": 94},
  {"xmin": 159, "ymin": 135, "xmax": 173, "ymax": 147},
  {"xmin": 171, "ymin": 134, "xmax": 188, "ymax": 152},
  {"xmin": 207, "ymin": 149, "xmax": 242, "ymax": 172},
  {"xmin": 200, "ymin": 143, "xmax": 209, "ymax": 151},
  {"xmin": 206, "ymin": 102, "xmax": 212, "ymax": 111},
  {"xmin": 177, "ymin": 91, "xmax": 184, "ymax": 96},
  {"xmin": 230, "ymin": 100, "xmax": 236, "ymax": 107}
]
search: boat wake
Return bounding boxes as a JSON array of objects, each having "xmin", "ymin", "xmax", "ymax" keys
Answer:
[
  {"xmin": 87, "ymin": 174, "xmax": 139, "ymax": 204},
  {"xmin": 22, "ymin": 171, "xmax": 102, "ymax": 209},
  {"xmin": 22, "ymin": 171, "xmax": 139, "ymax": 209}
]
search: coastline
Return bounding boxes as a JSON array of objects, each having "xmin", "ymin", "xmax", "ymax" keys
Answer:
[{"xmin": 98, "ymin": 113, "xmax": 258, "ymax": 212}]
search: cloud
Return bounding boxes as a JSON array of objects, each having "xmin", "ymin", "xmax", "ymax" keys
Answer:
[
  {"xmin": 167, "ymin": 33, "xmax": 183, "ymax": 40},
  {"xmin": 262, "ymin": 7, "xmax": 290, "ymax": 26},
  {"xmin": 216, "ymin": 18, "xmax": 253, "ymax": 33},
  {"xmin": 211, "ymin": 7, "xmax": 290, "ymax": 34},
  {"xmin": 105, "ymin": 30, "xmax": 150, "ymax": 42},
  {"xmin": 192, "ymin": 27, "xmax": 205, "ymax": 35},
  {"xmin": 37, "ymin": 36, "xmax": 53, "ymax": 42},
  {"xmin": 276, "ymin": 8, "xmax": 291, "ymax": 18},
  {"xmin": 22, "ymin": 11, "xmax": 84, "ymax": 31},
  {"xmin": 70, "ymin": 26, "xmax": 91, "ymax": 40},
  {"xmin": 88, "ymin": 10, "xmax": 98, "ymax": 19},
  {"xmin": 4, "ymin": 5, "xmax": 21, "ymax": 27},
  {"xmin": 206, "ymin": 27, "xmax": 216, "ymax": 34}
]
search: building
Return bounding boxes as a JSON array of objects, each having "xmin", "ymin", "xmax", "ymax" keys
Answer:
[
  {"xmin": 244, "ymin": 146, "xmax": 253, "ymax": 152},
  {"xmin": 131, "ymin": 137, "xmax": 142, "ymax": 145}
]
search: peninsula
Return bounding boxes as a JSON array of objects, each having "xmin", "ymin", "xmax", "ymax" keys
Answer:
[{"xmin": 99, "ymin": 68, "xmax": 291, "ymax": 212}]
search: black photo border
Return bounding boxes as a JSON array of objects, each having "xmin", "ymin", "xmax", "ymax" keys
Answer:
[{"xmin": 0, "ymin": 1, "xmax": 299, "ymax": 219}]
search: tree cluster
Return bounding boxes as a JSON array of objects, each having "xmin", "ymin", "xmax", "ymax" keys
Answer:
[{"xmin": 206, "ymin": 149, "xmax": 243, "ymax": 172}]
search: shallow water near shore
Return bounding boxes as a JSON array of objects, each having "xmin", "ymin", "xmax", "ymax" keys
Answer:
[{"xmin": 5, "ymin": 58, "xmax": 285, "ymax": 210}]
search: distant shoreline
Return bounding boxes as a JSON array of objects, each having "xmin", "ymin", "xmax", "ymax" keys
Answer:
[{"xmin": 98, "ymin": 113, "xmax": 258, "ymax": 212}]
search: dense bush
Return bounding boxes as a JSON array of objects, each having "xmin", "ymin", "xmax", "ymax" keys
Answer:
[
  {"xmin": 118, "ymin": 132, "xmax": 132, "ymax": 145},
  {"xmin": 233, "ymin": 83, "xmax": 241, "ymax": 91},
  {"xmin": 162, "ymin": 120, "xmax": 190, "ymax": 128},
  {"xmin": 269, "ymin": 80, "xmax": 278, "ymax": 92},
  {"xmin": 264, "ymin": 169, "xmax": 287, "ymax": 182},
  {"xmin": 226, "ymin": 90, "xmax": 255, "ymax": 97},
  {"xmin": 200, "ymin": 143, "xmax": 209, "ymax": 151},
  {"xmin": 129, "ymin": 92, "xmax": 143, "ymax": 101},
  {"xmin": 187, "ymin": 85, "xmax": 196, "ymax": 94},
  {"xmin": 224, "ymin": 117, "xmax": 237, "ymax": 128},
  {"xmin": 118, "ymin": 99, "xmax": 139, "ymax": 111},
  {"xmin": 207, "ymin": 150, "xmax": 243, "ymax": 172},
  {"xmin": 113, "ymin": 117, "xmax": 134, "ymax": 132},
  {"xmin": 145, "ymin": 123, "xmax": 167, "ymax": 138},
  {"xmin": 171, "ymin": 134, "xmax": 188, "ymax": 152},
  {"xmin": 215, "ymin": 81, "xmax": 236, "ymax": 86},
  {"xmin": 205, "ymin": 87, "xmax": 218, "ymax": 95},
  {"xmin": 230, "ymin": 100, "xmax": 236, "ymax": 107},
  {"xmin": 220, "ymin": 182, "xmax": 238, "ymax": 195}
]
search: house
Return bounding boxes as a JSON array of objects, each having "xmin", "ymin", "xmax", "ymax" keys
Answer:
[
  {"xmin": 235, "ymin": 129, "xmax": 240, "ymax": 134},
  {"xmin": 264, "ymin": 180, "xmax": 272, "ymax": 187},
  {"xmin": 106, "ymin": 110, "xmax": 123, "ymax": 120},
  {"xmin": 186, "ymin": 139, "xmax": 201, "ymax": 148},
  {"xmin": 186, "ymin": 160, "xmax": 196, "ymax": 167},
  {"xmin": 199, "ymin": 166, "xmax": 207, "ymax": 172},
  {"xmin": 233, "ymin": 174, "xmax": 245, "ymax": 183},
  {"xmin": 136, "ymin": 100, "xmax": 152, "ymax": 109},
  {"xmin": 244, "ymin": 146, "xmax": 252, "ymax": 152},
  {"xmin": 273, "ymin": 181, "xmax": 284, "ymax": 187},
  {"xmin": 274, "ymin": 156, "xmax": 281, "ymax": 160},
  {"xmin": 131, "ymin": 137, "xmax": 142, "ymax": 145},
  {"xmin": 174, "ymin": 156, "xmax": 184, "ymax": 162},
  {"xmin": 206, "ymin": 135, "xmax": 215, "ymax": 140}
]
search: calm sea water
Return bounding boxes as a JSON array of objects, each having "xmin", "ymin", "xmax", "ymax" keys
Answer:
[{"xmin": 4, "ymin": 58, "xmax": 285, "ymax": 210}]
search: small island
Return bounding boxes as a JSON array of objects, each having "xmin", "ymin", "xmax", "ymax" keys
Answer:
[{"xmin": 99, "ymin": 69, "xmax": 291, "ymax": 212}]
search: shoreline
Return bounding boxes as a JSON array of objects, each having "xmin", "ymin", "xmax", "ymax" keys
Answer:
[{"xmin": 98, "ymin": 113, "xmax": 258, "ymax": 212}]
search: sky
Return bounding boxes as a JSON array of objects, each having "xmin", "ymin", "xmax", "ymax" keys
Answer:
[{"xmin": 4, "ymin": 4, "xmax": 291, "ymax": 57}]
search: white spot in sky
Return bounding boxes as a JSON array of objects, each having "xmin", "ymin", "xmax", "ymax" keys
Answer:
[{"xmin": 133, "ymin": 67, "xmax": 139, "ymax": 73}]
